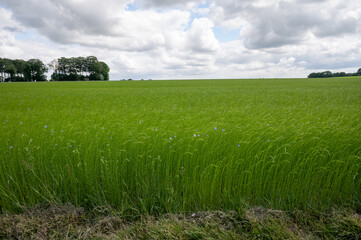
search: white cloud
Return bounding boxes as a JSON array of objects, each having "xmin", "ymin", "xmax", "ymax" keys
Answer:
[
  {"xmin": 186, "ymin": 18, "xmax": 219, "ymax": 52},
  {"xmin": 0, "ymin": 0, "xmax": 360, "ymax": 80}
]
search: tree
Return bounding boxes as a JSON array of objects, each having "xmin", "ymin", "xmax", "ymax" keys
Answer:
[
  {"xmin": 27, "ymin": 56, "xmax": 108, "ymax": 81},
  {"xmin": 4, "ymin": 59, "xmax": 16, "ymax": 81},
  {"xmin": 322, "ymin": 71, "xmax": 332, "ymax": 78},
  {"xmin": 24, "ymin": 59, "xmax": 48, "ymax": 82},
  {"xmin": 1, "ymin": 57, "xmax": 111, "ymax": 82},
  {"xmin": 12, "ymin": 59, "xmax": 27, "ymax": 81},
  {"xmin": 48, "ymin": 56, "xmax": 109, "ymax": 81},
  {"xmin": 308, "ymin": 72, "xmax": 321, "ymax": 78},
  {"xmin": 357, "ymin": 68, "xmax": 361, "ymax": 76},
  {"xmin": 89, "ymin": 72, "xmax": 104, "ymax": 81},
  {"xmin": 99, "ymin": 62, "xmax": 110, "ymax": 80},
  {"xmin": 67, "ymin": 57, "xmax": 79, "ymax": 81},
  {"xmin": 56, "ymin": 57, "xmax": 70, "ymax": 81},
  {"xmin": 48, "ymin": 59, "xmax": 59, "ymax": 81},
  {"xmin": 87, "ymin": 56, "xmax": 99, "ymax": 75},
  {"xmin": 332, "ymin": 72, "xmax": 346, "ymax": 77},
  {"xmin": 58, "ymin": 57, "xmax": 68, "ymax": 75},
  {"xmin": 309, "ymin": 68, "xmax": 361, "ymax": 78},
  {"xmin": 0, "ymin": 58, "xmax": 5, "ymax": 82}
]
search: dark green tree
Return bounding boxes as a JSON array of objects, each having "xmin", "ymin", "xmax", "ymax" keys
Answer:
[
  {"xmin": 12, "ymin": 59, "xmax": 27, "ymax": 81},
  {"xmin": 49, "ymin": 56, "xmax": 109, "ymax": 81},
  {"xmin": 87, "ymin": 56, "xmax": 99, "ymax": 74},
  {"xmin": 76, "ymin": 57, "xmax": 86, "ymax": 79},
  {"xmin": 4, "ymin": 59, "xmax": 16, "ymax": 81},
  {"xmin": 0, "ymin": 58, "xmax": 5, "ymax": 82},
  {"xmin": 100, "ymin": 62, "xmax": 110, "ymax": 80},
  {"xmin": 322, "ymin": 71, "xmax": 332, "ymax": 78},
  {"xmin": 24, "ymin": 59, "xmax": 48, "ymax": 82},
  {"xmin": 308, "ymin": 69, "xmax": 359, "ymax": 78}
]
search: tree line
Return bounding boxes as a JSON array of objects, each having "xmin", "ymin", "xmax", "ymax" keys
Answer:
[
  {"xmin": 49, "ymin": 56, "xmax": 109, "ymax": 81},
  {"xmin": 0, "ymin": 56, "xmax": 109, "ymax": 82},
  {"xmin": 308, "ymin": 68, "xmax": 361, "ymax": 78},
  {"xmin": 0, "ymin": 58, "xmax": 47, "ymax": 82}
]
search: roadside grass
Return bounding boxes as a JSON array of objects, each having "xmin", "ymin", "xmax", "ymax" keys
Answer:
[{"xmin": 1, "ymin": 204, "xmax": 360, "ymax": 239}]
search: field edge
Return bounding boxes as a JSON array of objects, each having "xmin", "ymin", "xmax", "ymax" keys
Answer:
[{"xmin": 1, "ymin": 204, "xmax": 360, "ymax": 239}]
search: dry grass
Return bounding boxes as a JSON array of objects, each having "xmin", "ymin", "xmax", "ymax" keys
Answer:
[
  {"xmin": 1, "ymin": 204, "xmax": 360, "ymax": 239},
  {"xmin": 0, "ymin": 204, "xmax": 123, "ymax": 239}
]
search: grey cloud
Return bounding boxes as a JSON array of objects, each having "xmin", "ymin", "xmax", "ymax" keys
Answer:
[
  {"xmin": 141, "ymin": 0, "xmax": 197, "ymax": 8},
  {"xmin": 299, "ymin": 57, "xmax": 361, "ymax": 70},
  {"xmin": 212, "ymin": 0, "xmax": 361, "ymax": 49},
  {"xmin": 299, "ymin": 45, "xmax": 361, "ymax": 70},
  {"xmin": 0, "ymin": 0, "xmax": 129, "ymax": 44},
  {"xmin": 313, "ymin": 15, "xmax": 359, "ymax": 37},
  {"xmin": 2, "ymin": 0, "xmax": 222, "ymax": 56},
  {"xmin": 295, "ymin": 0, "xmax": 329, "ymax": 3},
  {"xmin": 242, "ymin": 4, "xmax": 320, "ymax": 49},
  {"xmin": 1, "ymin": 0, "xmax": 209, "ymax": 54},
  {"xmin": 2, "ymin": 26, "xmax": 19, "ymax": 32}
]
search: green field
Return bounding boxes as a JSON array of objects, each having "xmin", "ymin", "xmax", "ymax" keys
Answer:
[{"xmin": 1, "ymin": 78, "xmax": 360, "ymax": 215}]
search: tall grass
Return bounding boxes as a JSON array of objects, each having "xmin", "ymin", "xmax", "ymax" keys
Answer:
[{"xmin": 0, "ymin": 78, "xmax": 360, "ymax": 214}]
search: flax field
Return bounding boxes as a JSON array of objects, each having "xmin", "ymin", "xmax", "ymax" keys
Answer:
[{"xmin": 0, "ymin": 78, "xmax": 360, "ymax": 215}]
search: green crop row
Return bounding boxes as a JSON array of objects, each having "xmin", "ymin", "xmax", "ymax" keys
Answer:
[{"xmin": 0, "ymin": 78, "xmax": 360, "ymax": 214}]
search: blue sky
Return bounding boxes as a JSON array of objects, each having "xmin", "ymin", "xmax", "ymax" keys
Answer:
[
  {"xmin": 212, "ymin": 27, "xmax": 240, "ymax": 43},
  {"xmin": 0, "ymin": 0, "xmax": 360, "ymax": 80},
  {"xmin": 15, "ymin": 31, "xmax": 34, "ymax": 41},
  {"xmin": 126, "ymin": 1, "xmax": 140, "ymax": 11}
]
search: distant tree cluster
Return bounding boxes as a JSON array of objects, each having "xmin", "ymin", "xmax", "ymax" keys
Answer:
[
  {"xmin": 49, "ymin": 56, "xmax": 110, "ymax": 81},
  {"xmin": 308, "ymin": 68, "xmax": 361, "ymax": 78},
  {"xmin": 0, "ymin": 58, "xmax": 47, "ymax": 82}
]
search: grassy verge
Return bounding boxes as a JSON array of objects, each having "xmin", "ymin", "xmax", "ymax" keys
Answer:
[{"xmin": 1, "ymin": 204, "xmax": 360, "ymax": 239}]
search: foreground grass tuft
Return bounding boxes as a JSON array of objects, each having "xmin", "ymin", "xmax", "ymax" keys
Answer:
[{"xmin": 1, "ymin": 204, "xmax": 360, "ymax": 239}]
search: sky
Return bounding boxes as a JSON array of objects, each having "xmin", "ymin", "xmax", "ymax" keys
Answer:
[{"xmin": 0, "ymin": 0, "xmax": 360, "ymax": 80}]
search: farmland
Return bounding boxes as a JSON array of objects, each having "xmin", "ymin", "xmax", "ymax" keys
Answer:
[{"xmin": 0, "ymin": 78, "xmax": 360, "ymax": 217}]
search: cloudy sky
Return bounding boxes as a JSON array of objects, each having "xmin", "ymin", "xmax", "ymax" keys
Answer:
[{"xmin": 0, "ymin": 0, "xmax": 360, "ymax": 80}]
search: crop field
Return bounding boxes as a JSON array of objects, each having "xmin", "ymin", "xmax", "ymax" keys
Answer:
[{"xmin": 0, "ymin": 78, "xmax": 360, "ymax": 215}]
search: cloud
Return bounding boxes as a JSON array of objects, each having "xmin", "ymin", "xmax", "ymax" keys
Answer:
[
  {"xmin": 0, "ymin": 7, "xmax": 21, "ymax": 31},
  {"xmin": 0, "ymin": 0, "xmax": 223, "ymax": 79},
  {"xmin": 186, "ymin": 18, "xmax": 219, "ymax": 52},
  {"xmin": 210, "ymin": 0, "xmax": 361, "ymax": 49},
  {"xmin": 0, "ymin": 0, "xmax": 361, "ymax": 80},
  {"xmin": 1, "ymin": 0, "xmax": 179, "ymax": 51},
  {"xmin": 0, "ymin": 0, "xmax": 221, "ymax": 55},
  {"xmin": 141, "ymin": 0, "xmax": 197, "ymax": 8}
]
